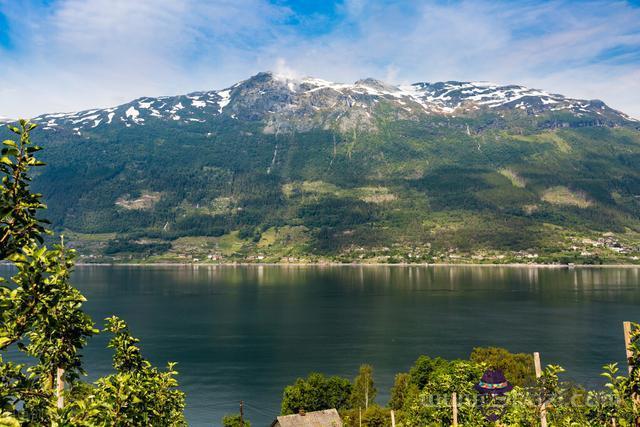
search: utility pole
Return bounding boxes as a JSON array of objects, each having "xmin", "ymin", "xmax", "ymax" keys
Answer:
[
  {"xmin": 56, "ymin": 368, "xmax": 64, "ymax": 409},
  {"xmin": 451, "ymin": 392, "xmax": 458, "ymax": 427},
  {"xmin": 624, "ymin": 321, "xmax": 633, "ymax": 375},
  {"xmin": 239, "ymin": 400, "xmax": 244, "ymax": 427},
  {"xmin": 533, "ymin": 352, "xmax": 547, "ymax": 427}
]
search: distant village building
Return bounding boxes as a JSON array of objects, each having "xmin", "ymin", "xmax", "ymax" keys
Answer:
[{"xmin": 270, "ymin": 409, "xmax": 343, "ymax": 427}]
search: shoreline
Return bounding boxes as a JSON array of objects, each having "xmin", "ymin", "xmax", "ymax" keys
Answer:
[{"xmin": 71, "ymin": 262, "xmax": 640, "ymax": 268}]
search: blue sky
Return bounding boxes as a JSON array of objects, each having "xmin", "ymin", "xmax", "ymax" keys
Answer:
[{"xmin": 1, "ymin": 0, "xmax": 639, "ymax": 118}]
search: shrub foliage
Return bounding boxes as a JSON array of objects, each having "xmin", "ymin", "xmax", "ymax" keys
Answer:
[{"xmin": 0, "ymin": 121, "xmax": 185, "ymax": 425}]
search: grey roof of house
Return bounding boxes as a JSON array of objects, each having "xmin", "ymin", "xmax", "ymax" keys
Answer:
[{"xmin": 271, "ymin": 409, "xmax": 343, "ymax": 427}]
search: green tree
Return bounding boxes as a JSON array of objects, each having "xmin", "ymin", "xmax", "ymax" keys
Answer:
[
  {"xmin": 0, "ymin": 120, "xmax": 47, "ymax": 259},
  {"xmin": 402, "ymin": 358, "xmax": 485, "ymax": 426},
  {"xmin": 407, "ymin": 355, "xmax": 448, "ymax": 389},
  {"xmin": 61, "ymin": 316, "xmax": 186, "ymax": 426},
  {"xmin": 222, "ymin": 413, "xmax": 251, "ymax": 427},
  {"xmin": 0, "ymin": 121, "xmax": 185, "ymax": 425},
  {"xmin": 360, "ymin": 405, "xmax": 390, "ymax": 427},
  {"xmin": 281, "ymin": 372, "xmax": 352, "ymax": 415},
  {"xmin": 388, "ymin": 372, "xmax": 417, "ymax": 410},
  {"xmin": 351, "ymin": 364, "xmax": 377, "ymax": 409},
  {"xmin": 0, "ymin": 120, "xmax": 97, "ymax": 424},
  {"xmin": 341, "ymin": 405, "xmax": 391, "ymax": 427}
]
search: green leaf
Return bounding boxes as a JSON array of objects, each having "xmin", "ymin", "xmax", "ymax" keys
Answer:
[
  {"xmin": 26, "ymin": 145, "xmax": 42, "ymax": 153},
  {"xmin": 0, "ymin": 414, "xmax": 21, "ymax": 427},
  {"xmin": 1, "ymin": 140, "xmax": 17, "ymax": 148},
  {"xmin": 0, "ymin": 147, "xmax": 18, "ymax": 156}
]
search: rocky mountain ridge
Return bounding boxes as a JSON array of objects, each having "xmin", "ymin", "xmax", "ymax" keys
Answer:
[{"xmin": 31, "ymin": 72, "xmax": 637, "ymax": 136}]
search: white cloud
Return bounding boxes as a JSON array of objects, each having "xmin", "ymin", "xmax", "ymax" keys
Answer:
[
  {"xmin": 0, "ymin": 0, "xmax": 639, "ymax": 118},
  {"xmin": 0, "ymin": 0, "xmax": 291, "ymax": 117},
  {"xmin": 273, "ymin": 58, "xmax": 300, "ymax": 80}
]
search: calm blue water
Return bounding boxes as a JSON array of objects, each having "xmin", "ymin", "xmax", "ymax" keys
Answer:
[{"xmin": 3, "ymin": 265, "xmax": 640, "ymax": 425}]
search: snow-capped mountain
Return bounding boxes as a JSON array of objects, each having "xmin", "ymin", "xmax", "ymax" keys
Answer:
[
  {"xmin": 32, "ymin": 72, "xmax": 636, "ymax": 136},
  {"xmin": 35, "ymin": 90, "xmax": 231, "ymax": 134},
  {"xmin": 5, "ymin": 73, "xmax": 640, "ymax": 263}
]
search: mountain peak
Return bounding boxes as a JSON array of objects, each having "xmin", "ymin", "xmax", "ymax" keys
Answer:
[
  {"xmin": 354, "ymin": 78, "xmax": 397, "ymax": 91},
  {"xmin": 29, "ymin": 72, "xmax": 637, "ymax": 135}
]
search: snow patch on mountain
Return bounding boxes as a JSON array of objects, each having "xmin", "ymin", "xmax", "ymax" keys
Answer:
[
  {"xmin": 125, "ymin": 106, "xmax": 143, "ymax": 124},
  {"xmin": 217, "ymin": 90, "xmax": 231, "ymax": 113}
]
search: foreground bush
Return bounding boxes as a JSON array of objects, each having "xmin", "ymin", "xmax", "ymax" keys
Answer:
[
  {"xmin": 280, "ymin": 342, "xmax": 640, "ymax": 426},
  {"xmin": 0, "ymin": 121, "xmax": 185, "ymax": 425}
]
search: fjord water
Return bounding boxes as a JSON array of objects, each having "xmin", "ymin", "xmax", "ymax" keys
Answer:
[{"xmin": 19, "ymin": 266, "xmax": 640, "ymax": 425}]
